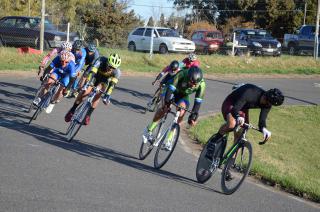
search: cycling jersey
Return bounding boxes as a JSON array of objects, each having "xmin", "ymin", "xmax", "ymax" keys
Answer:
[
  {"xmin": 84, "ymin": 48, "xmax": 100, "ymax": 66},
  {"xmin": 155, "ymin": 62, "xmax": 183, "ymax": 85},
  {"xmin": 49, "ymin": 56, "xmax": 76, "ymax": 87},
  {"xmin": 165, "ymin": 68, "xmax": 206, "ymax": 115},
  {"xmin": 72, "ymin": 48, "xmax": 87, "ymax": 73},
  {"xmin": 40, "ymin": 47, "xmax": 75, "ymax": 67},
  {"xmin": 89, "ymin": 56, "xmax": 121, "ymax": 96},
  {"xmin": 222, "ymin": 83, "xmax": 271, "ymax": 131},
  {"xmin": 182, "ymin": 58, "xmax": 200, "ymax": 68}
]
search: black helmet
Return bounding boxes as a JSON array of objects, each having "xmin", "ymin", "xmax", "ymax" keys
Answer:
[
  {"xmin": 87, "ymin": 43, "xmax": 97, "ymax": 52},
  {"xmin": 265, "ymin": 88, "xmax": 284, "ymax": 106},
  {"xmin": 170, "ymin": 60, "xmax": 180, "ymax": 70},
  {"xmin": 72, "ymin": 40, "xmax": 83, "ymax": 50},
  {"xmin": 188, "ymin": 66, "xmax": 203, "ymax": 84}
]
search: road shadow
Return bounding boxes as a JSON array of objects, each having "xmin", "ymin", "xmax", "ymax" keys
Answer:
[
  {"xmin": 116, "ymin": 86, "xmax": 152, "ymax": 100},
  {"xmin": 111, "ymin": 98, "xmax": 146, "ymax": 114},
  {"xmin": 0, "ymin": 117, "xmax": 224, "ymax": 195},
  {"xmin": 0, "ymin": 81, "xmax": 37, "ymax": 94}
]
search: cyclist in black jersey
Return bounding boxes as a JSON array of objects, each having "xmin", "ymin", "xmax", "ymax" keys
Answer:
[{"xmin": 206, "ymin": 83, "xmax": 285, "ymax": 160}]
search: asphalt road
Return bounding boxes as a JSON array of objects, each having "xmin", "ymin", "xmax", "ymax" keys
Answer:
[{"xmin": 0, "ymin": 75, "xmax": 319, "ymax": 211}]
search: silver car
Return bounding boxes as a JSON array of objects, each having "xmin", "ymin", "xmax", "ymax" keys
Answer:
[{"xmin": 127, "ymin": 27, "xmax": 195, "ymax": 54}]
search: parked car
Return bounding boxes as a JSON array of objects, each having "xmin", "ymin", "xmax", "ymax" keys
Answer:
[
  {"xmin": 283, "ymin": 25, "xmax": 319, "ymax": 55},
  {"xmin": 191, "ymin": 30, "xmax": 224, "ymax": 54},
  {"xmin": 234, "ymin": 28, "xmax": 282, "ymax": 56},
  {"xmin": 0, "ymin": 16, "xmax": 79, "ymax": 49},
  {"xmin": 127, "ymin": 27, "xmax": 195, "ymax": 54}
]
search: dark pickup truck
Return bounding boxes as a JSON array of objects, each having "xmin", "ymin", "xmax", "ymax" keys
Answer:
[
  {"xmin": 0, "ymin": 16, "xmax": 79, "ymax": 49},
  {"xmin": 283, "ymin": 25, "xmax": 319, "ymax": 55}
]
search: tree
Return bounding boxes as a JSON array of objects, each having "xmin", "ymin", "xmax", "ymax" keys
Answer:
[
  {"xmin": 147, "ymin": 16, "xmax": 155, "ymax": 26},
  {"xmin": 79, "ymin": 0, "xmax": 143, "ymax": 48}
]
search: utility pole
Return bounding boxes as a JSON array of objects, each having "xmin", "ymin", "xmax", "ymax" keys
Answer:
[
  {"xmin": 303, "ymin": 1, "xmax": 307, "ymax": 25},
  {"xmin": 28, "ymin": 0, "xmax": 31, "ymax": 16},
  {"xmin": 40, "ymin": 0, "xmax": 45, "ymax": 52},
  {"xmin": 314, "ymin": 0, "xmax": 320, "ymax": 59}
]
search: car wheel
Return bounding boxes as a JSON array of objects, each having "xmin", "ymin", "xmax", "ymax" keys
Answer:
[
  {"xmin": 128, "ymin": 42, "xmax": 136, "ymax": 51},
  {"xmin": 159, "ymin": 44, "xmax": 168, "ymax": 54},
  {"xmin": 288, "ymin": 44, "xmax": 296, "ymax": 55}
]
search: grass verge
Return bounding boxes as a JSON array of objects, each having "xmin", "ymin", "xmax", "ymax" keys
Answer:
[
  {"xmin": 189, "ymin": 105, "xmax": 320, "ymax": 202},
  {"xmin": 1, "ymin": 47, "xmax": 320, "ymax": 75}
]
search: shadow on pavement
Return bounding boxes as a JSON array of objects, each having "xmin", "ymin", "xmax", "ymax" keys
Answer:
[
  {"xmin": 0, "ymin": 117, "xmax": 224, "ymax": 195},
  {"xmin": 111, "ymin": 98, "xmax": 146, "ymax": 114},
  {"xmin": 116, "ymin": 86, "xmax": 152, "ymax": 100}
]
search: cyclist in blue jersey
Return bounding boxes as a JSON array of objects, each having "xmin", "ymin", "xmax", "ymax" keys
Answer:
[
  {"xmin": 75, "ymin": 42, "xmax": 100, "ymax": 96},
  {"xmin": 65, "ymin": 40, "xmax": 87, "ymax": 97},
  {"xmin": 35, "ymin": 50, "xmax": 76, "ymax": 113}
]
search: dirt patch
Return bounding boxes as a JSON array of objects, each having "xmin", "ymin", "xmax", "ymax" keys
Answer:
[{"xmin": 1, "ymin": 70, "xmax": 320, "ymax": 79}]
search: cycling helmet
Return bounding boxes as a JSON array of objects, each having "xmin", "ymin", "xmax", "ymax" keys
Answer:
[
  {"xmin": 108, "ymin": 53, "xmax": 121, "ymax": 68},
  {"xmin": 61, "ymin": 41, "xmax": 72, "ymax": 51},
  {"xmin": 188, "ymin": 53, "xmax": 197, "ymax": 61},
  {"xmin": 60, "ymin": 50, "xmax": 73, "ymax": 62},
  {"xmin": 170, "ymin": 60, "xmax": 180, "ymax": 70},
  {"xmin": 265, "ymin": 88, "xmax": 284, "ymax": 106},
  {"xmin": 87, "ymin": 43, "xmax": 97, "ymax": 52},
  {"xmin": 72, "ymin": 40, "xmax": 83, "ymax": 50},
  {"xmin": 188, "ymin": 66, "xmax": 203, "ymax": 84}
]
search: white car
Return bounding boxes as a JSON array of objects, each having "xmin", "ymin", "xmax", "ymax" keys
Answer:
[{"xmin": 127, "ymin": 27, "xmax": 195, "ymax": 54}]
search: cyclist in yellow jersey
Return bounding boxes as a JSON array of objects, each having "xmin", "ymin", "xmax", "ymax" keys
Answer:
[{"xmin": 64, "ymin": 53, "xmax": 121, "ymax": 125}]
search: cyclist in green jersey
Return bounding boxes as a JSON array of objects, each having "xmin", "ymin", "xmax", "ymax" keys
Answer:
[{"xmin": 142, "ymin": 66, "xmax": 206, "ymax": 145}]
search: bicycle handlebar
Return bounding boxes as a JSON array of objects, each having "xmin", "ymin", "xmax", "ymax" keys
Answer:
[
  {"xmin": 239, "ymin": 123, "xmax": 268, "ymax": 145},
  {"xmin": 171, "ymin": 102, "xmax": 193, "ymax": 114}
]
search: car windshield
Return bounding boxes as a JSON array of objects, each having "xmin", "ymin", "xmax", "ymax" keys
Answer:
[
  {"xmin": 156, "ymin": 29, "xmax": 179, "ymax": 37},
  {"xmin": 29, "ymin": 18, "xmax": 57, "ymax": 31},
  {"xmin": 206, "ymin": 32, "xmax": 223, "ymax": 39},
  {"xmin": 250, "ymin": 31, "xmax": 273, "ymax": 39}
]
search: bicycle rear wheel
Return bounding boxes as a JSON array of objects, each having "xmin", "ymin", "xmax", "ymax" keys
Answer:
[
  {"xmin": 138, "ymin": 119, "xmax": 165, "ymax": 160},
  {"xmin": 196, "ymin": 135, "xmax": 226, "ymax": 183},
  {"xmin": 221, "ymin": 141, "xmax": 252, "ymax": 195},
  {"xmin": 66, "ymin": 103, "xmax": 88, "ymax": 142},
  {"xmin": 154, "ymin": 123, "xmax": 180, "ymax": 169}
]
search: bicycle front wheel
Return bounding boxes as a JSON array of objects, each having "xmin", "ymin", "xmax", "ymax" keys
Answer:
[
  {"xmin": 221, "ymin": 141, "xmax": 252, "ymax": 195},
  {"xmin": 154, "ymin": 123, "xmax": 180, "ymax": 169},
  {"xmin": 138, "ymin": 119, "xmax": 165, "ymax": 160},
  {"xmin": 66, "ymin": 103, "xmax": 88, "ymax": 142}
]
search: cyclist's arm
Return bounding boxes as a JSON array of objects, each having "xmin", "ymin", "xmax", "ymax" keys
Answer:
[
  {"xmin": 86, "ymin": 58, "xmax": 101, "ymax": 85},
  {"xmin": 258, "ymin": 107, "xmax": 271, "ymax": 131},
  {"xmin": 155, "ymin": 66, "xmax": 169, "ymax": 82},
  {"xmin": 65, "ymin": 61, "xmax": 77, "ymax": 89},
  {"xmin": 105, "ymin": 69, "xmax": 121, "ymax": 96},
  {"xmin": 40, "ymin": 48, "xmax": 59, "ymax": 67},
  {"xmin": 191, "ymin": 80, "xmax": 206, "ymax": 119}
]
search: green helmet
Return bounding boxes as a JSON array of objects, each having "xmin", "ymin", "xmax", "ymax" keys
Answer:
[{"xmin": 108, "ymin": 53, "xmax": 121, "ymax": 68}]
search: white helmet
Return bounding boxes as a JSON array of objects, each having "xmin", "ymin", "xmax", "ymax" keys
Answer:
[
  {"xmin": 61, "ymin": 41, "xmax": 72, "ymax": 51},
  {"xmin": 188, "ymin": 53, "xmax": 197, "ymax": 61}
]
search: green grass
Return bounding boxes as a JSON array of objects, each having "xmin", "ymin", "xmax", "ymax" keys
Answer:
[
  {"xmin": 1, "ymin": 47, "xmax": 320, "ymax": 74},
  {"xmin": 189, "ymin": 105, "xmax": 320, "ymax": 202}
]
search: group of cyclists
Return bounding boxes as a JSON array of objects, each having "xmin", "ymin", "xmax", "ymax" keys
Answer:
[{"xmin": 33, "ymin": 40, "xmax": 285, "ymax": 179}]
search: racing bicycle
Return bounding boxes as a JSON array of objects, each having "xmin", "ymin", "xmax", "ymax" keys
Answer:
[{"xmin": 196, "ymin": 123, "xmax": 266, "ymax": 194}]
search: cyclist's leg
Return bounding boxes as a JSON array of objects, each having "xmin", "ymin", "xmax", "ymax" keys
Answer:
[
  {"xmin": 51, "ymin": 74, "xmax": 70, "ymax": 103},
  {"xmin": 176, "ymin": 96, "xmax": 190, "ymax": 124}
]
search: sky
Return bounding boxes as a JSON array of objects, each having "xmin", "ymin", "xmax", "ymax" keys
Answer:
[{"xmin": 126, "ymin": 0, "xmax": 187, "ymax": 23}]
